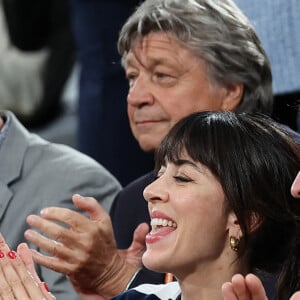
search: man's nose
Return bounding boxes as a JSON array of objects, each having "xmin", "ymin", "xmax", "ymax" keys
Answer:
[{"xmin": 127, "ymin": 76, "xmax": 154, "ymax": 107}]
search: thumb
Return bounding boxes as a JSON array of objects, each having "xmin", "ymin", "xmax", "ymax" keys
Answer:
[
  {"xmin": 72, "ymin": 194, "xmax": 107, "ymax": 221},
  {"xmin": 119, "ymin": 223, "xmax": 149, "ymax": 268},
  {"xmin": 128, "ymin": 223, "xmax": 149, "ymax": 253}
]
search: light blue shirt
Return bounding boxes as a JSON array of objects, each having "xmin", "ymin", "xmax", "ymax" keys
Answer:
[{"xmin": 235, "ymin": 0, "xmax": 300, "ymax": 94}]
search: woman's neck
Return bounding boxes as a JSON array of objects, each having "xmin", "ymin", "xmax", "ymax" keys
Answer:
[
  {"xmin": 179, "ymin": 278, "xmax": 224, "ymax": 300},
  {"xmin": 177, "ymin": 257, "xmax": 248, "ymax": 300}
]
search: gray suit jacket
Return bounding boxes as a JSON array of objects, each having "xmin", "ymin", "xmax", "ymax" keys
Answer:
[{"xmin": 0, "ymin": 111, "xmax": 121, "ymax": 299}]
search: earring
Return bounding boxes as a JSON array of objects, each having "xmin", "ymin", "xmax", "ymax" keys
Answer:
[{"xmin": 230, "ymin": 236, "xmax": 240, "ymax": 252}]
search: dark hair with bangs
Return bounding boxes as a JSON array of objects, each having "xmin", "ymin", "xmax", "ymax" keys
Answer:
[{"xmin": 155, "ymin": 111, "xmax": 300, "ymax": 300}]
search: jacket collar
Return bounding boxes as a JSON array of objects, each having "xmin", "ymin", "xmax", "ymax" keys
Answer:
[{"xmin": 0, "ymin": 111, "xmax": 30, "ymax": 185}]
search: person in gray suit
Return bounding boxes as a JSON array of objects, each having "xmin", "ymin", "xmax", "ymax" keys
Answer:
[{"xmin": 0, "ymin": 110, "xmax": 121, "ymax": 299}]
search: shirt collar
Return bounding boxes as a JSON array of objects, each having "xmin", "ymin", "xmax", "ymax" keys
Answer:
[{"xmin": 0, "ymin": 114, "xmax": 11, "ymax": 150}]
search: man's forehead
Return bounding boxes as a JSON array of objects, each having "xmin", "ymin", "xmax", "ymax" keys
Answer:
[
  {"xmin": 134, "ymin": 32, "xmax": 187, "ymax": 54},
  {"xmin": 125, "ymin": 48, "xmax": 176, "ymax": 68},
  {"xmin": 124, "ymin": 32, "xmax": 195, "ymax": 68}
]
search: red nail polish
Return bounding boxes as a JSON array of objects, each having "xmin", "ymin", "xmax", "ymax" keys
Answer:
[
  {"xmin": 42, "ymin": 282, "xmax": 50, "ymax": 292},
  {"xmin": 0, "ymin": 250, "xmax": 4, "ymax": 258},
  {"xmin": 7, "ymin": 250, "xmax": 17, "ymax": 259}
]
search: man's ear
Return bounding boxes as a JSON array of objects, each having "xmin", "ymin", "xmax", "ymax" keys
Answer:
[{"xmin": 221, "ymin": 82, "xmax": 244, "ymax": 111}]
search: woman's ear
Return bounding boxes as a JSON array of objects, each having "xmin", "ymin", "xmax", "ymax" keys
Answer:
[
  {"xmin": 227, "ymin": 211, "xmax": 243, "ymax": 239},
  {"xmin": 221, "ymin": 82, "xmax": 244, "ymax": 111}
]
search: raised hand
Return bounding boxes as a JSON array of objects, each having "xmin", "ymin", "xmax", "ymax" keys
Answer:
[
  {"xmin": 222, "ymin": 273, "xmax": 300, "ymax": 300},
  {"xmin": 222, "ymin": 274, "xmax": 268, "ymax": 300},
  {"xmin": 25, "ymin": 194, "xmax": 147, "ymax": 298},
  {"xmin": 0, "ymin": 232, "xmax": 55, "ymax": 299}
]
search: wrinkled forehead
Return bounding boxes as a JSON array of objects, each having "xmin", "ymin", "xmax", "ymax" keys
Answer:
[
  {"xmin": 132, "ymin": 32, "xmax": 175, "ymax": 49},
  {"xmin": 122, "ymin": 31, "xmax": 187, "ymax": 67}
]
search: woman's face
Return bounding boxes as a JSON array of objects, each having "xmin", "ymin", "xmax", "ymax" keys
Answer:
[{"xmin": 143, "ymin": 153, "xmax": 237, "ymax": 279}]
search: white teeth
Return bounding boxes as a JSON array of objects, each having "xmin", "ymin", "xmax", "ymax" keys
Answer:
[{"xmin": 150, "ymin": 218, "xmax": 177, "ymax": 228}]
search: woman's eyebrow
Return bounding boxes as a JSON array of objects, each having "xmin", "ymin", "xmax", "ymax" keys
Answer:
[{"xmin": 173, "ymin": 159, "xmax": 204, "ymax": 173}]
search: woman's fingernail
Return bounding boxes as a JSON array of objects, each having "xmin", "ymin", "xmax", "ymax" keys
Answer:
[
  {"xmin": 7, "ymin": 250, "xmax": 17, "ymax": 259},
  {"xmin": 42, "ymin": 282, "xmax": 50, "ymax": 292},
  {"xmin": 0, "ymin": 250, "xmax": 5, "ymax": 258}
]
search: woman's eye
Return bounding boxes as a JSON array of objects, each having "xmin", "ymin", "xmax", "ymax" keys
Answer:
[{"xmin": 173, "ymin": 176, "xmax": 192, "ymax": 183}]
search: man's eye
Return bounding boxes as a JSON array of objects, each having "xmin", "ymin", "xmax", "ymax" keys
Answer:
[
  {"xmin": 155, "ymin": 72, "xmax": 172, "ymax": 79},
  {"xmin": 126, "ymin": 72, "xmax": 137, "ymax": 84},
  {"xmin": 173, "ymin": 176, "xmax": 192, "ymax": 182},
  {"xmin": 126, "ymin": 73, "xmax": 136, "ymax": 80},
  {"xmin": 126, "ymin": 75, "xmax": 136, "ymax": 84}
]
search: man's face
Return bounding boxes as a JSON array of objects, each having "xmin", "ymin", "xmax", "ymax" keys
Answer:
[{"xmin": 124, "ymin": 32, "xmax": 241, "ymax": 151}]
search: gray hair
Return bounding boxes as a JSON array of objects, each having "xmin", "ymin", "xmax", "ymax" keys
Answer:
[{"xmin": 118, "ymin": 0, "xmax": 273, "ymax": 114}]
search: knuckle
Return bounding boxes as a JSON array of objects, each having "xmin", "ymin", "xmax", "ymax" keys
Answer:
[
  {"xmin": 0, "ymin": 286, "xmax": 13, "ymax": 297},
  {"xmin": 82, "ymin": 237, "xmax": 94, "ymax": 253},
  {"xmin": 68, "ymin": 264, "xmax": 79, "ymax": 273},
  {"xmin": 52, "ymin": 229, "xmax": 66, "ymax": 243},
  {"xmin": 7, "ymin": 276, "xmax": 22, "ymax": 290},
  {"xmin": 51, "ymin": 242, "xmax": 63, "ymax": 257},
  {"xmin": 21, "ymin": 271, "xmax": 34, "ymax": 286}
]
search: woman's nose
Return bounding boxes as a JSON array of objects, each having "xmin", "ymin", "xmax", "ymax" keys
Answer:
[{"xmin": 143, "ymin": 177, "xmax": 169, "ymax": 203}]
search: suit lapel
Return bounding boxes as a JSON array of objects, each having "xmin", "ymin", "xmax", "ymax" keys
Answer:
[
  {"xmin": 0, "ymin": 182, "xmax": 12, "ymax": 221},
  {"xmin": 0, "ymin": 111, "xmax": 29, "ymax": 220}
]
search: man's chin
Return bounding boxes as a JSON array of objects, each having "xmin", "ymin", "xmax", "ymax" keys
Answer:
[
  {"xmin": 135, "ymin": 131, "xmax": 166, "ymax": 152},
  {"xmin": 139, "ymin": 142, "xmax": 157, "ymax": 152},
  {"xmin": 137, "ymin": 136, "xmax": 160, "ymax": 152}
]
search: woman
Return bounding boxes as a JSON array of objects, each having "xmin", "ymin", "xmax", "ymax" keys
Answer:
[
  {"xmin": 0, "ymin": 111, "xmax": 300, "ymax": 300},
  {"xmin": 111, "ymin": 111, "xmax": 300, "ymax": 300}
]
